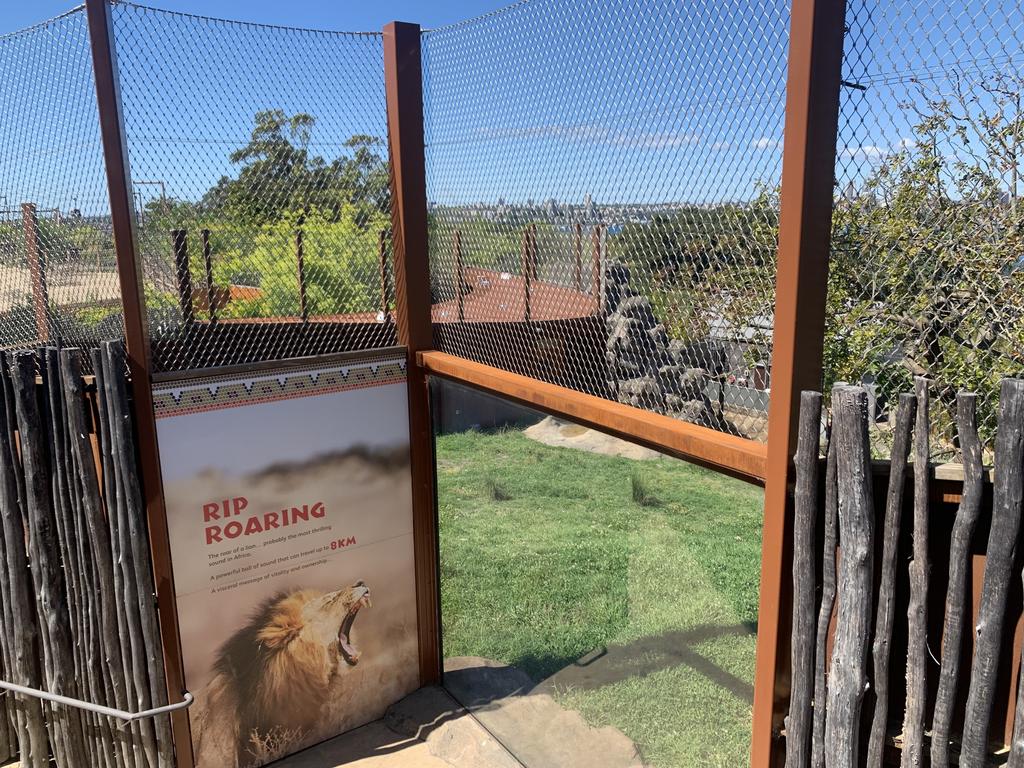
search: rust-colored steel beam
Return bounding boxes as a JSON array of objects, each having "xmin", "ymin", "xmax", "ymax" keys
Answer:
[
  {"xmin": 420, "ymin": 351, "xmax": 768, "ymax": 484},
  {"xmin": 383, "ymin": 20, "xmax": 442, "ymax": 686},
  {"xmin": 751, "ymin": 0, "xmax": 848, "ymax": 764},
  {"xmin": 84, "ymin": 1, "xmax": 195, "ymax": 765},
  {"xmin": 21, "ymin": 202, "xmax": 50, "ymax": 343}
]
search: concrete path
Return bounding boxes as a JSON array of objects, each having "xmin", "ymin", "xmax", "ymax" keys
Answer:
[{"xmin": 275, "ymin": 686, "xmax": 522, "ymax": 768}]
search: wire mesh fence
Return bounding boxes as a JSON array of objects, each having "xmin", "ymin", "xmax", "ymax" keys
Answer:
[
  {"xmin": 423, "ymin": 0, "xmax": 789, "ymax": 443},
  {"xmin": 110, "ymin": 2, "xmax": 396, "ymax": 373},
  {"xmin": 0, "ymin": 8, "xmax": 121, "ymax": 363},
  {"xmin": 832, "ymin": 0, "xmax": 1024, "ymax": 459}
]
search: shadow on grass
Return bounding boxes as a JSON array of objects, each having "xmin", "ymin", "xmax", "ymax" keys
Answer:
[{"xmin": 444, "ymin": 622, "xmax": 757, "ymax": 709}]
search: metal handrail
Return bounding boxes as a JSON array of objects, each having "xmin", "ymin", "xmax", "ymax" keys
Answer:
[{"xmin": 0, "ymin": 680, "xmax": 193, "ymax": 723}]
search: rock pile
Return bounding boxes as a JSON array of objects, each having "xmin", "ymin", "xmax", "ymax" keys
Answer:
[{"xmin": 603, "ymin": 262, "xmax": 727, "ymax": 430}]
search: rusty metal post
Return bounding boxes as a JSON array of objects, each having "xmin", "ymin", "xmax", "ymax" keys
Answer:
[
  {"xmin": 84, "ymin": 0, "xmax": 195, "ymax": 765},
  {"xmin": 171, "ymin": 229, "xmax": 195, "ymax": 327},
  {"xmin": 21, "ymin": 202, "xmax": 50, "ymax": 342},
  {"xmin": 201, "ymin": 229, "xmax": 215, "ymax": 323},
  {"xmin": 295, "ymin": 228, "xmax": 308, "ymax": 322},
  {"xmin": 751, "ymin": 0, "xmax": 847, "ymax": 765},
  {"xmin": 591, "ymin": 224, "xmax": 602, "ymax": 311},
  {"xmin": 384, "ymin": 20, "xmax": 441, "ymax": 686},
  {"xmin": 454, "ymin": 229, "xmax": 464, "ymax": 323}
]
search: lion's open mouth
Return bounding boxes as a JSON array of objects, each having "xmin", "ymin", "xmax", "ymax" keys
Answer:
[{"xmin": 338, "ymin": 591, "xmax": 371, "ymax": 666}]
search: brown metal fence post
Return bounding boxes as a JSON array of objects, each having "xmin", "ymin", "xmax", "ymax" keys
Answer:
[
  {"xmin": 84, "ymin": 1, "xmax": 195, "ymax": 765},
  {"xmin": 171, "ymin": 229, "xmax": 195, "ymax": 327},
  {"xmin": 751, "ymin": 0, "xmax": 847, "ymax": 764},
  {"xmin": 21, "ymin": 202, "xmax": 50, "ymax": 343},
  {"xmin": 591, "ymin": 224, "xmax": 602, "ymax": 311},
  {"xmin": 384, "ymin": 20, "xmax": 442, "ymax": 686}
]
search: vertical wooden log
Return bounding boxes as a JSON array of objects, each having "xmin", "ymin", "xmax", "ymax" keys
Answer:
[
  {"xmin": 102, "ymin": 340, "xmax": 175, "ymax": 768},
  {"xmin": 41, "ymin": 347, "xmax": 98, "ymax": 761},
  {"xmin": 0, "ymin": 351, "xmax": 49, "ymax": 767},
  {"xmin": 931, "ymin": 393, "xmax": 983, "ymax": 768},
  {"xmin": 811, "ymin": 388, "xmax": 840, "ymax": 768},
  {"xmin": 961, "ymin": 378, "xmax": 1024, "ymax": 766},
  {"xmin": 454, "ymin": 229, "xmax": 464, "ymax": 323},
  {"xmin": 91, "ymin": 348, "xmax": 147, "ymax": 768},
  {"xmin": 171, "ymin": 230, "xmax": 195, "ymax": 327},
  {"xmin": 62, "ymin": 349, "xmax": 123, "ymax": 767},
  {"xmin": 785, "ymin": 391, "xmax": 823, "ymax": 768},
  {"xmin": 295, "ymin": 228, "xmax": 308, "ymax": 322},
  {"xmin": 523, "ymin": 226, "xmax": 532, "ymax": 323},
  {"xmin": 21, "ymin": 203, "xmax": 50, "ymax": 342},
  {"xmin": 0, "ymin": 362, "xmax": 24, "ymax": 765},
  {"xmin": 10, "ymin": 353, "xmax": 89, "ymax": 768},
  {"xmin": 865, "ymin": 393, "xmax": 916, "ymax": 768},
  {"xmin": 824, "ymin": 386, "xmax": 874, "ymax": 768},
  {"xmin": 574, "ymin": 221, "xmax": 583, "ymax": 292},
  {"xmin": 901, "ymin": 378, "xmax": 931, "ymax": 768},
  {"xmin": 201, "ymin": 229, "xmax": 215, "ymax": 323},
  {"xmin": 380, "ymin": 229, "xmax": 390, "ymax": 320}
]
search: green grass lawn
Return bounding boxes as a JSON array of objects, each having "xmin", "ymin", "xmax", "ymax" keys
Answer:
[{"xmin": 436, "ymin": 428, "xmax": 766, "ymax": 768}]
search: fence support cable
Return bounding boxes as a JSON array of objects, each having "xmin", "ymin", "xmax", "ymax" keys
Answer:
[{"xmin": 0, "ymin": 682, "xmax": 193, "ymax": 724}]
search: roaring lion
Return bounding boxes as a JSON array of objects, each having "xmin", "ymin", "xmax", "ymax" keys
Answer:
[{"xmin": 192, "ymin": 581, "xmax": 372, "ymax": 768}]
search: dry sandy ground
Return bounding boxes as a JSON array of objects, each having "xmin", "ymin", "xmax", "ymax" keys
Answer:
[{"xmin": 0, "ymin": 264, "xmax": 120, "ymax": 311}]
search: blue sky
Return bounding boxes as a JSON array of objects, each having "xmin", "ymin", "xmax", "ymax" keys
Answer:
[
  {"xmin": 3, "ymin": 0, "xmax": 1023, "ymax": 218},
  {"xmin": 0, "ymin": 0, "xmax": 510, "ymax": 35}
]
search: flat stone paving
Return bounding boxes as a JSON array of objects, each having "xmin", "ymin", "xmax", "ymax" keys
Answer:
[{"xmin": 4, "ymin": 663, "xmax": 642, "ymax": 768}]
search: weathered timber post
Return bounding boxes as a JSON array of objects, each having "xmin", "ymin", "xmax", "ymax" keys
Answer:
[
  {"xmin": 380, "ymin": 228, "xmax": 390, "ymax": 320},
  {"xmin": 810, "ymin": 399, "xmax": 838, "ymax": 768},
  {"xmin": 574, "ymin": 221, "xmax": 583, "ymax": 292},
  {"xmin": 21, "ymin": 202, "xmax": 50, "ymax": 342},
  {"xmin": 523, "ymin": 225, "xmax": 533, "ymax": 323},
  {"xmin": 961, "ymin": 378, "xmax": 1024, "ymax": 766},
  {"xmin": 865, "ymin": 393, "xmax": 915, "ymax": 768},
  {"xmin": 201, "ymin": 228, "xmax": 216, "ymax": 323},
  {"xmin": 824, "ymin": 386, "xmax": 874, "ymax": 768},
  {"xmin": 295, "ymin": 228, "xmax": 308, "ymax": 322},
  {"xmin": 784, "ymin": 391, "xmax": 821, "ymax": 768},
  {"xmin": 454, "ymin": 229, "xmax": 464, "ymax": 323},
  {"xmin": 171, "ymin": 229, "xmax": 195, "ymax": 327},
  {"xmin": 931, "ymin": 392, "xmax": 983, "ymax": 768}
]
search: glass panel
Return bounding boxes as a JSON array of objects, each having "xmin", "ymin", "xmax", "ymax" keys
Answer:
[{"xmin": 432, "ymin": 377, "xmax": 764, "ymax": 767}]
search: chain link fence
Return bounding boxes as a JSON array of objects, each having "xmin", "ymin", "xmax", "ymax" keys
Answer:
[
  {"xmin": 0, "ymin": 8, "xmax": 121, "ymax": 363},
  {"xmin": 832, "ymin": 0, "xmax": 1024, "ymax": 459},
  {"xmin": 110, "ymin": 2, "xmax": 395, "ymax": 373},
  {"xmin": 423, "ymin": 0, "xmax": 788, "ymax": 442}
]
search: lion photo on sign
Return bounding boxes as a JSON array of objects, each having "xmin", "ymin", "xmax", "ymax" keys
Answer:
[{"xmin": 192, "ymin": 581, "xmax": 372, "ymax": 768}]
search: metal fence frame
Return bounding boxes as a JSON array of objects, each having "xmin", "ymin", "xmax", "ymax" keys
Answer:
[{"xmin": 76, "ymin": 0, "xmax": 848, "ymax": 765}]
